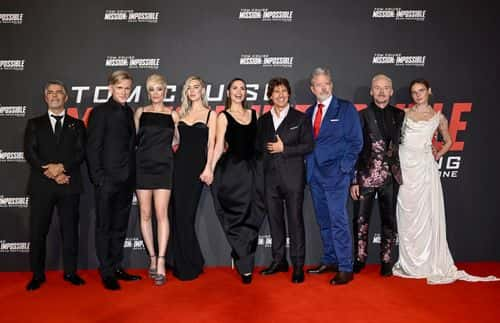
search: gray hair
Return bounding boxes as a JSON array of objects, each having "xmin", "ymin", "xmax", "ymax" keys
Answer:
[
  {"xmin": 310, "ymin": 67, "xmax": 333, "ymax": 85},
  {"xmin": 43, "ymin": 80, "xmax": 68, "ymax": 95}
]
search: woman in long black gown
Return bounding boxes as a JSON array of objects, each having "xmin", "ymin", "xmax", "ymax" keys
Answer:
[
  {"xmin": 169, "ymin": 76, "xmax": 216, "ymax": 280},
  {"xmin": 211, "ymin": 78, "xmax": 265, "ymax": 284},
  {"xmin": 135, "ymin": 74, "xmax": 178, "ymax": 285}
]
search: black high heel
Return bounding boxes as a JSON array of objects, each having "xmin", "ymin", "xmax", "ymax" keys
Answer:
[{"xmin": 241, "ymin": 273, "xmax": 252, "ymax": 284}]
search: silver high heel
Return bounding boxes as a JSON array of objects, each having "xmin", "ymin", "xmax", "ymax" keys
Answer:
[
  {"xmin": 154, "ymin": 256, "xmax": 167, "ymax": 286},
  {"xmin": 148, "ymin": 255, "xmax": 157, "ymax": 279}
]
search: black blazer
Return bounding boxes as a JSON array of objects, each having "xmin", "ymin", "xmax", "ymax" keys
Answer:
[
  {"xmin": 23, "ymin": 113, "xmax": 86, "ymax": 194},
  {"xmin": 86, "ymin": 98, "xmax": 136, "ymax": 188},
  {"xmin": 256, "ymin": 107, "xmax": 314, "ymax": 191}
]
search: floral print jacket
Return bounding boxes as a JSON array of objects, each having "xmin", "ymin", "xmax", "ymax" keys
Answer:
[{"xmin": 353, "ymin": 103, "xmax": 404, "ymax": 191}]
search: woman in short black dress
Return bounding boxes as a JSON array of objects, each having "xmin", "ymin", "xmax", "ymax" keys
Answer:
[{"xmin": 135, "ymin": 74, "xmax": 178, "ymax": 285}]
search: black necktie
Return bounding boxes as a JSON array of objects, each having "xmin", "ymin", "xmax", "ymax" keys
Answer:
[{"xmin": 52, "ymin": 115, "xmax": 63, "ymax": 140}]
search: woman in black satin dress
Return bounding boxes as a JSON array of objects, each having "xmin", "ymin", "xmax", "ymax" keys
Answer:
[
  {"xmin": 211, "ymin": 78, "xmax": 265, "ymax": 284},
  {"xmin": 135, "ymin": 74, "xmax": 178, "ymax": 285},
  {"xmin": 169, "ymin": 76, "xmax": 216, "ymax": 280}
]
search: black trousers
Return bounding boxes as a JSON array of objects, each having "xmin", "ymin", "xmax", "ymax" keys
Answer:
[
  {"xmin": 29, "ymin": 190, "xmax": 80, "ymax": 279},
  {"xmin": 353, "ymin": 181, "xmax": 398, "ymax": 264},
  {"xmin": 94, "ymin": 184, "xmax": 132, "ymax": 278},
  {"xmin": 264, "ymin": 171, "xmax": 305, "ymax": 267}
]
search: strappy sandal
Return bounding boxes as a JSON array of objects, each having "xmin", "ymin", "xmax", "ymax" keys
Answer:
[
  {"xmin": 154, "ymin": 256, "xmax": 167, "ymax": 286},
  {"xmin": 148, "ymin": 255, "xmax": 157, "ymax": 279}
]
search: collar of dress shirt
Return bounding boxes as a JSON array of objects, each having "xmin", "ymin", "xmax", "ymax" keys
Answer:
[
  {"xmin": 271, "ymin": 104, "xmax": 290, "ymax": 130},
  {"xmin": 49, "ymin": 109, "xmax": 65, "ymax": 118},
  {"xmin": 48, "ymin": 109, "xmax": 65, "ymax": 132},
  {"xmin": 272, "ymin": 104, "xmax": 290, "ymax": 119},
  {"xmin": 313, "ymin": 95, "xmax": 332, "ymax": 123},
  {"xmin": 318, "ymin": 95, "xmax": 333, "ymax": 110}
]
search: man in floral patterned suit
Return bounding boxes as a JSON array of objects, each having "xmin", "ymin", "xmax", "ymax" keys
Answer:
[{"xmin": 350, "ymin": 74, "xmax": 404, "ymax": 276}]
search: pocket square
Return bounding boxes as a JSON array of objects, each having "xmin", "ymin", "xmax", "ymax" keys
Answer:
[
  {"xmin": 289, "ymin": 125, "xmax": 299, "ymax": 130},
  {"xmin": 330, "ymin": 119, "xmax": 340, "ymax": 122}
]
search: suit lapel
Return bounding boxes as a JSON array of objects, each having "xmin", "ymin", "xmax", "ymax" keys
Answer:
[
  {"xmin": 58, "ymin": 116, "xmax": 71, "ymax": 145},
  {"xmin": 276, "ymin": 108, "xmax": 294, "ymax": 135},
  {"xmin": 306, "ymin": 104, "xmax": 315, "ymax": 119},
  {"xmin": 318, "ymin": 96, "xmax": 339, "ymax": 138},
  {"xmin": 42, "ymin": 114, "xmax": 58, "ymax": 143},
  {"xmin": 366, "ymin": 106, "xmax": 384, "ymax": 141},
  {"xmin": 264, "ymin": 112, "xmax": 274, "ymax": 135}
]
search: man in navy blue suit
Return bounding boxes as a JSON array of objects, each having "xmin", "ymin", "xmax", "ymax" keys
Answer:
[{"xmin": 305, "ymin": 67, "xmax": 363, "ymax": 285}]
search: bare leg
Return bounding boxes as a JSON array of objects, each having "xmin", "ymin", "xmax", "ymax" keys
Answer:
[
  {"xmin": 153, "ymin": 189, "xmax": 171, "ymax": 276},
  {"xmin": 136, "ymin": 190, "xmax": 156, "ymax": 271}
]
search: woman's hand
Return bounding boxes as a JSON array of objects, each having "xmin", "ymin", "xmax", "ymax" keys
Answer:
[{"xmin": 200, "ymin": 168, "xmax": 214, "ymax": 185}]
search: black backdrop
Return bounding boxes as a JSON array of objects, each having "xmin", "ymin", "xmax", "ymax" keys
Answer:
[{"xmin": 1, "ymin": 0, "xmax": 499, "ymax": 271}]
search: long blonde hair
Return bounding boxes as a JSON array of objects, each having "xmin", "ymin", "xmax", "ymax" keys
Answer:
[{"xmin": 179, "ymin": 76, "xmax": 209, "ymax": 118}]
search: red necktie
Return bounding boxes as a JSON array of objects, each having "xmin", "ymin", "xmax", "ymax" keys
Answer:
[{"xmin": 313, "ymin": 103, "xmax": 324, "ymax": 138}]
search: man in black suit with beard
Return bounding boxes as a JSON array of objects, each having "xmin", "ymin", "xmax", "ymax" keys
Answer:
[
  {"xmin": 24, "ymin": 80, "xmax": 86, "ymax": 291},
  {"xmin": 256, "ymin": 77, "xmax": 314, "ymax": 283},
  {"xmin": 350, "ymin": 74, "xmax": 404, "ymax": 276},
  {"xmin": 86, "ymin": 70, "xmax": 141, "ymax": 290}
]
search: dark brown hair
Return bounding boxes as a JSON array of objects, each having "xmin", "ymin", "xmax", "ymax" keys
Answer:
[
  {"xmin": 267, "ymin": 77, "xmax": 291, "ymax": 105},
  {"xmin": 225, "ymin": 78, "xmax": 248, "ymax": 110},
  {"xmin": 409, "ymin": 78, "xmax": 430, "ymax": 96}
]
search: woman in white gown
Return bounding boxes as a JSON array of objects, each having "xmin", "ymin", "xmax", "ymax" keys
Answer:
[{"xmin": 393, "ymin": 79, "xmax": 498, "ymax": 284}]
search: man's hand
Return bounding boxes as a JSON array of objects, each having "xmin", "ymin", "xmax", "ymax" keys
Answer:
[
  {"xmin": 266, "ymin": 135, "xmax": 284, "ymax": 154},
  {"xmin": 42, "ymin": 163, "xmax": 65, "ymax": 179},
  {"xmin": 54, "ymin": 173, "xmax": 70, "ymax": 185},
  {"xmin": 350, "ymin": 185, "xmax": 360, "ymax": 200}
]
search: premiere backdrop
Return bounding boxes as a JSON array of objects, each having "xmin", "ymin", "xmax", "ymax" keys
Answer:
[{"xmin": 1, "ymin": 0, "xmax": 499, "ymax": 271}]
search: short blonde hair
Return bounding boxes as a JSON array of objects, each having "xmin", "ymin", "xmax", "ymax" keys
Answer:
[
  {"xmin": 371, "ymin": 74, "xmax": 393, "ymax": 86},
  {"xmin": 146, "ymin": 73, "xmax": 167, "ymax": 90},
  {"xmin": 108, "ymin": 70, "xmax": 133, "ymax": 85}
]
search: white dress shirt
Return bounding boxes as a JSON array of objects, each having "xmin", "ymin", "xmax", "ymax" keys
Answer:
[
  {"xmin": 312, "ymin": 95, "xmax": 332, "ymax": 125},
  {"xmin": 271, "ymin": 104, "xmax": 290, "ymax": 130},
  {"xmin": 48, "ymin": 110, "xmax": 65, "ymax": 133}
]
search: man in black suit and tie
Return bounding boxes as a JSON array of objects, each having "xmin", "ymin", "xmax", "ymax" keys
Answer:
[
  {"xmin": 24, "ymin": 80, "xmax": 86, "ymax": 291},
  {"xmin": 256, "ymin": 77, "xmax": 314, "ymax": 283},
  {"xmin": 86, "ymin": 70, "xmax": 141, "ymax": 290}
]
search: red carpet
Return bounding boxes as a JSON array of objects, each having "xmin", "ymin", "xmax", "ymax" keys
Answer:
[{"xmin": 1, "ymin": 263, "xmax": 499, "ymax": 323}]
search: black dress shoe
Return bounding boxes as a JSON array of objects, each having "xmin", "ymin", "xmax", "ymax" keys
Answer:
[
  {"xmin": 115, "ymin": 269, "xmax": 142, "ymax": 281},
  {"xmin": 260, "ymin": 262, "xmax": 289, "ymax": 275},
  {"xmin": 307, "ymin": 264, "xmax": 338, "ymax": 274},
  {"xmin": 241, "ymin": 274, "xmax": 252, "ymax": 284},
  {"xmin": 380, "ymin": 263, "xmax": 393, "ymax": 277},
  {"xmin": 102, "ymin": 277, "xmax": 120, "ymax": 290},
  {"xmin": 63, "ymin": 273, "xmax": 86, "ymax": 285},
  {"xmin": 330, "ymin": 271, "xmax": 354, "ymax": 285},
  {"xmin": 353, "ymin": 260, "xmax": 366, "ymax": 274},
  {"xmin": 291, "ymin": 267, "xmax": 305, "ymax": 284},
  {"xmin": 26, "ymin": 277, "xmax": 45, "ymax": 291}
]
